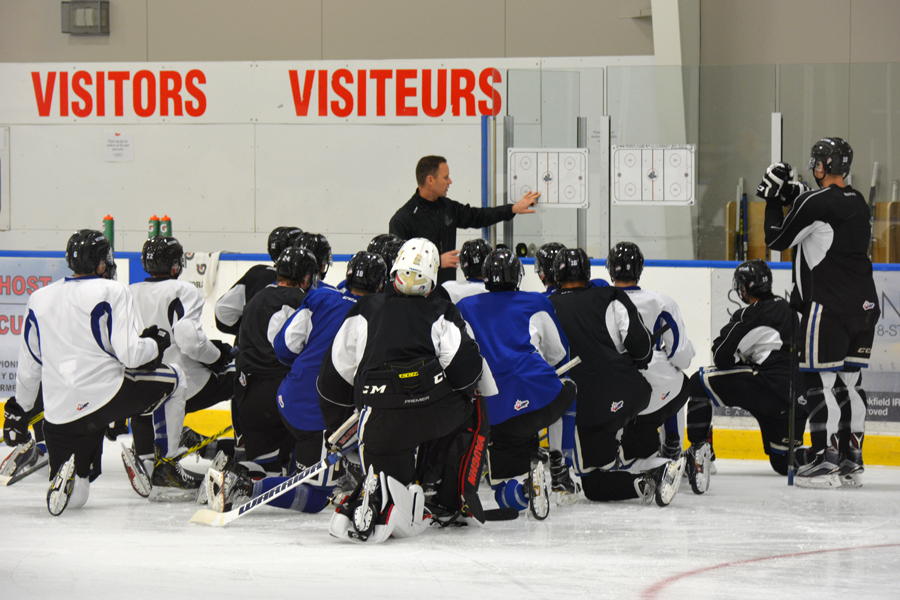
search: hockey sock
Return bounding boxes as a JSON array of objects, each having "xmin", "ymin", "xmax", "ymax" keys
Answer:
[
  {"xmin": 686, "ymin": 396, "xmax": 712, "ymax": 446},
  {"xmin": 492, "ymin": 477, "xmax": 528, "ymax": 511},
  {"xmin": 803, "ymin": 371, "xmax": 839, "ymax": 453},
  {"xmin": 836, "ymin": 370, "xmax": 866, "ymax": 457},
  {"xmin": 251, "ymin": 479, "xmax": 332, "ymax": 513}
]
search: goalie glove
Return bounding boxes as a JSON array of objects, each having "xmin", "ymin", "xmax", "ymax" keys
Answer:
[
  {"xmin": 756, "ymin": 162, "xmax": 794, "ymax": 201},
  {"xmin": 3, "ymin": 397, "xmax": 29, "ymax": 446},
  {"xmin": 137, "ymin": 325, "xmax": 171, "ymax": 370},
  {"xmin": 203, "ymin": 339, "xmax": 234, "ymax": 374}
]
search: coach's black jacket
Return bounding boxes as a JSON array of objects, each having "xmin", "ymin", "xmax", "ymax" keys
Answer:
[{"xmin": 389, "ymin": 191, "xmax": 515, "ymax": 284}]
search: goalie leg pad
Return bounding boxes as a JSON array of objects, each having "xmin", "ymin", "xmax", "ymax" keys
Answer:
[{"xmin": 385, "ymin": 478, "xmax": 427, "ymax": 539}]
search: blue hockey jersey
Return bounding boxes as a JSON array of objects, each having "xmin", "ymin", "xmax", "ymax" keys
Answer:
[
  {"xmin": 457, "ymin": 291, "xmax": 569, "ymax": 426},
  {"xmin": 273, "ymin": 286, "xmax": 360, "ymax": 431}
]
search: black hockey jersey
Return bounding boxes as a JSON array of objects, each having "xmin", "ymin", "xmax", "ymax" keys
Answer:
[
  {"xmin": 712, "ymin": 295, "xmax": 797, "ymax": 403},
  {"xmin": 549, "ymin": 286, "xmax": 653, "ymax": 426},
  {"xmin": 318, "ymin": 293, "xmax": 484, "ymax": 410},
  {"xmin": 765, "ymin": 184, "xmax": 879, "ymax": 316},
  {"xmin": 215, "ymin": 264, "xmax": 277, "ymax": 334},
  {"xmin": 235, "ymin": 284, "xmax": 305, "ymax": 377}
]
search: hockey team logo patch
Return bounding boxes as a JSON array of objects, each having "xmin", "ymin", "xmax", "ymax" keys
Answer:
[
  {"xmin": 514, "ymin": 399, "xmax": 529, "ymax": 411},
  {"xmin": 863, "ymin": 301, "xmax": 875, "ymax": 311},
  {"xmin": 661, "ymin": 391, "xmax": 671, "ymax": 401},
  {"xmin": 797, "ymin": 395, "xmax": 807, "ymax": 406},
  {"xmin": 610, "ymin": 400, "xmax": 624, "ymax": 412},
  {"xmin": 277, "ymin": 395, "xmax": 284, "ymax": 409},
  {"xmin": 76, "ymin": 402, "xmax": 89, "ymax": 411},
  {"xmin": 239, "ymin": 373, "xmax": 247, "ymax": 386}
]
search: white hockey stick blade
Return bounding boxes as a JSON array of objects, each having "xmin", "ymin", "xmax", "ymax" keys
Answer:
[
  {"xmin": 555, "ymin": 356, "xmax": 581, "ymax": 376},
  {"xmin": 189, "ymin": 441, "xmax": 360, "ymax": 527}
]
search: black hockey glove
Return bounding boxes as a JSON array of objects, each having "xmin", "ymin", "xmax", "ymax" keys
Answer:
[
  {"xmin": 780, "ymin": 180, "xmax": 809, "ymax": 207},
  {"xmin": 203, "ymin": 339, "xmax": 234, "ymax": 374},
  {"xmin": 3, "ymin": 397, "xmax": 29, "ymax": 446},
  {"xmin": 756, "ymin": 162, "xmax": 794, "ymax": 201},
  {"xmin": 105, "ymin": 420, "xmax": 130, "ymax": 441},
  {"xmin": 137, "ymin": 325, "xmax": 171, "ymax": 370}
]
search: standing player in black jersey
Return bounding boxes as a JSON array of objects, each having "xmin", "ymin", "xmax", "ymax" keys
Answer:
[
  {"xmin": 761, "ymin": 138, "xmax": 879, "ymax": 488},
  {"xmin": 318, "ymin": 238, "xmax": 490, "ymax": 543},
  {"xmin": 234, "ymin": 247, "xmax": 319, "ymax": 477},
  {"xmin": 685, "ymin": 260, "xmax": 804, "ymax": 492}
]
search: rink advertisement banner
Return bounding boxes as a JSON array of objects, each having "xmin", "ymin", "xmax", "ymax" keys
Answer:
[
  {"xmin": 710, "ymin": 267, "xmax": 900, "ymax": 423},
  {"xmin": 0, "ymin": 58, "xmax": 541, "ymax": 125},
  {"xmin": 0, "ymin": 258, "xmax": 69, "ymax": 395}
]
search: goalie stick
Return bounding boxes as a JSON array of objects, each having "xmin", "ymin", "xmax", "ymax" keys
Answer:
[
  {"xmin": 0, "ymin": 412, "xmax": 49, "ymax": 486},
  {"xmin": 190, "ymin": 412, "xmax": 360, "ymax": 527}
]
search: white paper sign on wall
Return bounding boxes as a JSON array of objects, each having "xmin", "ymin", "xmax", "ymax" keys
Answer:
[
  {"xmin": 102, "ymin": 131, "xmax": 134, "ymax": 162},
  {"xmin": 508, "ymin": 148, "xmax": 588, "ymax": 208},
  {"xmin": 611, "ymin": 144, "xmax": 695, "ymax": 205}
]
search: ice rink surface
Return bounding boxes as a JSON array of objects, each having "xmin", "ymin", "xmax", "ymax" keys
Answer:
[{"xmin": 2, "ymin": 439, "xmax": 898, "ymax": 600}]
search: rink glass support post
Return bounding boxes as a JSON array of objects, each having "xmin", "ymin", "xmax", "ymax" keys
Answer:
[
  {"xmin": 482, "ymin": 115, "xmax": 498, "ymax": 247},
  {"xmin": 576, "ymin": 117, "xmax": 588, "ymax": 250},
  {"xmin": 503, "ymin": 116, "xmax": 514, "ymax": 249}
]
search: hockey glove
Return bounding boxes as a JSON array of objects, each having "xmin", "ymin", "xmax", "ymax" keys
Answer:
[
  {"xmin": 105, "ymin": 420, "xmax": 130, "ymax": 441},
  {"xmin": 137, "ymin": 325, "xmax": 171, "ymax": 370},
  {"xmin": 204, "ymin": 339, "xmax": 234, "ymax": 374},
  {"xmin": 780, "ymin": 180, "xmax": 809, "ymax": 207},
  {"xmin": 756, "ymin": 162, "xmax": 794, "ymax": 201},
  {"xmin": 3, "ymin": 397, "xmax": 29, "ymax": 446}
]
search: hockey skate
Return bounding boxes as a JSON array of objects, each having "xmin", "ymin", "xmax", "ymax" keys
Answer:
[
  {"xmin": 636, "ymin": 456, "xmax": 685, "ymax": 507},
  {"xmin": 330, "ymin": 467, "xmax": 393, "ymax": 543},
  {"xmin": 684, "ymin": 442, "xmax": 712, "ymax": 495},
  {"xmin": 525, "ymin": 454, "xmax": 550, "ymax": 520},
  {"xmin": 149, "ymin": 454, "xmax": 203, "ymax": 502},
  {"xmin": 205, "ymin": 462, "xmax": 253, "ymax": 512},
  {"xmin": 120, "ymin": 442, "xmax": 152, "ymax": 498},
  {"xmin": 549, "ymin": 450, "xmax": 579, "ymax": 506},
  {"xmin": 660, "ymin": 436, "xmax": 683, "ymax": 461},
  {"xmin": 328, "ymin": 456, "xmax": 363, "ymax": 506},
  {"xmin": 839, "ymin": 434, "xmax": 864, "ymax": 488},
  {"xmin": 0, "ymin": 437, "xmax": 48, "ymax": 486},
  {"xmin": 795, "ymin": 447, "xmax": 841, "ymax": 489},
  {"xmin": 47, "ymin": 455, "xmax": 76, "ymax": 516}
]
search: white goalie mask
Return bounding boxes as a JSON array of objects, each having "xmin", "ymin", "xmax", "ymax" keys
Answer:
[{"xmin": 391, "ymin": 238, "xmax": 440, "ymax": 296}]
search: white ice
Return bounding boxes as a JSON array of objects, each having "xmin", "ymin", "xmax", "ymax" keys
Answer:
[{"xmin": 2, "ymin": 439, "xmax": 898, "ymax": 600}]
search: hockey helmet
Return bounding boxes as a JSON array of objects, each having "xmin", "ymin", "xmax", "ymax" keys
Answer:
[
  {"xmin": 295, "ymin": 232, "xmax": 333, "ymax": 276},
  {"xmin": 346, "ymin": 251, "xmax": 387, "ymax": 294},
  {"xmin": 274, "ymin": 247, "xmax": 320, "ymax": 289},
  {"xmin": 606, "ymin": 241, "xmax": 644, "ymax": 283},
  {"xmin": 66, "ymin": 229, "xmax": 116, "ymax": 280},
  {"xmin": 808, "ymin": 137, "xmax": 853, "ymax": 179},
  {"xmin": 535, "ymin": 242, "xmax": 566, "ymax": 284},
  {"xmin": 482, "ymin": 248, "xmax": 524, "ymax": 292},
  {"xmin": 460, "ymin": 238, "xmax": 492, "ymax": 280},
  {"xmin": 366, "ymin": 233, "xmax": 403, "ymax": 257},
  {"xmin": 733, "ymin": 259, "xmax": 773, "ymax": 304},
  {"xmin": 142, "ymin": 236, "xmax": 186, "ymax": 278},
  {"xmin": 552, "ymin": 248, "xmax": 591, "ymax": 285},
  {"xmin": 267, "ymin": 226, "xmax": 303, "ymax": 262},
  {"xmin": 380, "ymin": 238, "xmax": 405, "ymax": 273},
  {"xmin": 391, "ymin": 238, "xmax": 439, "ymax": 296}
]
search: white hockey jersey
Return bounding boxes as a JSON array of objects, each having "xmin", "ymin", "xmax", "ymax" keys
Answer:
[
  {"xmin": 131, "ymin": 277, "xmax": 223, "ymax": 399},
  {"xmin": 16, "ymin": 276, "xmax": 160, "ymax": 424},
  {"xmin": 621, "ymin": 286, "xmax": 695, "ymax": 415},
  {"xmin": 442, "ymin": 278, "xmax": 487, "ymax": 304}
]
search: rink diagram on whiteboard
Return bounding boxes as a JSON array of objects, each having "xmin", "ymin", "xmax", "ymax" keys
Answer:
[
  {"xmin": 508, "ymin": 148, "xmax": 589, "ymax": 208},
  {"xmin": 611, "ymin": 145, "xmax": 695, "ymax": 205}
]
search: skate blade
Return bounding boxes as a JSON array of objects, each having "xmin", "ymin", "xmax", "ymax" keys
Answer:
[
  {"xmin": 794, "ymin": 473, "xmax": 841, "ymax": 489},
  {"xmin": 840, "ymin": 473, "xmax": 863, "ymax": 487},
  {"xmin": 149, "ymin": 487, "xmax": 200, "ymax": 503},
  {"xmin": 552, "ymin": 490, "xmax": 578, "ymax": 506}
]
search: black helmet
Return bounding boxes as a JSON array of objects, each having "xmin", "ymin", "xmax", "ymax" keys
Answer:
[
  {"xmin": 733, "ymin": 259, "xmax": 773, "ymax": 304},
  {"xmin": 267, "ymin": 226, "xmax": 304, "ymax": 261},
  {"xmin": 142, "ymin": 236, "xmax": 185, "ymax": 278},
  {"xmin": 482, "ymin": 249, "xmax": 524, "ymax": 292},
  {"xmin": 460, "ymin": 239, "xmax": 492, "ymax": 279},
  {"xmin": 535, "ymin": 242, "xmax": 566, "ymax": 284},
  {"xmin": 808, "ymin": 137, "xmax": 853, "ymax": 178},
  {"xmin": 552, "ymin": 248, "xmax": 591, "ymax": 285},
  {"xmin": 606, "ymin": 242, "xmax": 644, "ymax": 283},
  {"xmin": 275, "ymin": 247, "xmax": 320, "ymax": 288},
  {"xmin": 367, "ymin": 233, "xmax": 402, "ymax": 257},
  {"xmin": 380, "ymin": 238, "xmax": 404, "ymax": 271},
  {"xmin": 346, "ymin": 251, "xmax": 387, "ymax": 294},
  {"xmin": 66, "ymin": 229, "xmax": 116, "ymax": 280},
  {"xmin": 295, "ymin": 232, "xmax": 333, "ymax": 276}
]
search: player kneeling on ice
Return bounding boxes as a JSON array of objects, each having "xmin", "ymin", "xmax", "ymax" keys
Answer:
[
  {"xmin": 549, "ymin": 249, "xmax": 685, "ymax": 506},
  {"xmin": 685, "ymin": 260, "xmax": 806, "ymax": 491},
  {"xmin": 317, "ymin": 239, "xmax": 491, "ymax": 543},
  {"xmin": 608, "ymin": 242, "xmax": 695, "ymax": 473},
  {"xmin": 124, "ymin": 235, "xmax": 236, "ymax": 499},
  {"xmin": 457, "ymin": 249, "xmax": 577, "ymax": 517},
  {"xmin": 202, "ymin": 252, "xmax": 392, "ymax": 517},
  {"xmin": 9, "ymin": 230, "xmax": 190, "ymax": 515}
]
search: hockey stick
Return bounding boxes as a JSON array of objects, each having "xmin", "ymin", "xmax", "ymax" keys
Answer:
[
  {"xmin": 735, "ymin": 179, "xmax": 744, "ymax": 260},
  {"xmin": 555, "ymin": 356, "xmax": 581, "ymax": 376},
  {"xmin": 177, "ymin": 425, "xmax": 233, "ymax": 460},
  {"xmin": 787, "ymin": 310, "xmax": 799, "ymax": 486},
  {"xmin": 651, "ymin": 323, "xmax": 671, "ymax": 345},
  {"xmin": 867, "ymin": 163, "xmax": 879, "ymax": 259},
  {"xmin": 190, "ymin": 413, "xmax": 359, "ymax": 527},
  {"xmin": 29, "ymin": 411, "xmax": 44, "ymax": 426},
  {"xmin": 0, "ymin": 455, "xmax": 49, "ymax": 486},
  {"xmin": 741, "ymin": 191, "xmax": 749, "ymax": 261}
]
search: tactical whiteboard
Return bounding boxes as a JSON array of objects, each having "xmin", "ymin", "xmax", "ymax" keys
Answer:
[
  {"xmin": 508, "ymin": 148, "xmax": 589, "ymax": 208},
  {"xmin": 611, "ymin": 144, "xmax": 695, "ymax": 205}
]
